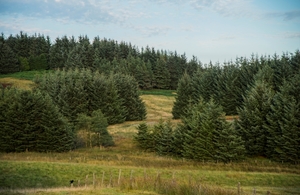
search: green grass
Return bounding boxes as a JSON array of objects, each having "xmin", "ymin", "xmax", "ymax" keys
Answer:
[
  {"xmin": 0, "ymin": 70, "xmax": 52, "ymax": 80},
  {"xmin": 0, "ymin": 159, "xmax": 300, "ymax": 195},
  {"xmin": 140, "ymin": 89, "xmax": 176, "ymax": 97}
]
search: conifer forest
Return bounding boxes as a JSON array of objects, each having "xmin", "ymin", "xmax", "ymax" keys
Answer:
[{"xmin": 0, "ymin": 32, "xmax": 300, "ymax": 164}]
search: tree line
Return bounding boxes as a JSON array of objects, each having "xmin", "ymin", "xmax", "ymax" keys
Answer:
[
  {"xmin": 135, "ymin": 51, "xmax": 300, "ymax": 163},
  {"xmin": 0, "ymin": 32, "xmax": 199, "ymax": 90}
]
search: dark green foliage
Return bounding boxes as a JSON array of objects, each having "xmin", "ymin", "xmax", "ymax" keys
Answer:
[
  {"xmin": 65, "ymin": 36, "xmax": 94, "ymax": 69},
  {"xmin": 0, "ymin": 41, "xmax": 19, "ymax": 73},
  {"xmin": 235, "ymin": 78, "xmax": 274, "ymax": 156},
  {"xmin": 136, "ymin": 99, "xmax": 245, "ymax": 162},
  {"xmin": 2, "ymin": 32, "xmax": 202, "ymax": 91},
  {"xmin": 0, "ymin": 88, "xmax": 74, "ymax": 152},
  {"xmin": 135, "ymin": 120, "xmax": 175, "ymax": 156},
  {"xmin": 215, "ymin": 63, "xmax": 241, "ymax": 115},
  {"xmin": 153, "ymin": 120, "xmax": 174, "ymax": 156},
  {"xmin": 266, "ymin": 73, "xmax": 300, "ymax": 163},
  {"xmin": 153, "ymin": 56, "xmax": 170, "ymax": 89},
  {"xmin": 49, "ymin": 36, "xmax": 76, "ymax": 69},
  {"xmin": 172, "ymin": 71, "xmax": 193, "ymax": 119},
  {"xmin": 191, "ymin": 65, "xmax": 220, "ymax": 104},
  {"xmin": 180, "ymin": 99, "xmax": 245, "ymax": 162},
  {"xmin": 135, "ymin": 123, "xmax": 152, "ymax": 151},
  {"xmin": 28, "ymin": 53, "xmax": 48, "ymax": 70},
  {"xmin": 19, "ymin": 56, "xmax": 30, "ymax": 71},
  {"xmin": 76, "ymin": 109, "xmax": 114, "ymax": 147},
  {"xmin": 112, "ymin": 73, "xmax": 146, "ymax": 121},
  {"xmin": 214, "ymin": 123, "xmax": 246, "ymax": 163},
  {"xmin": 167, "ymin": 52, "xmax": 186, "ymax": 90},
  {"xmin": 35, "ymin": 69, "xmax": 148, "ymax": 125},
  {"xmin": 86, "ymin": 71, "xmax": 125, "ymax": 124}
]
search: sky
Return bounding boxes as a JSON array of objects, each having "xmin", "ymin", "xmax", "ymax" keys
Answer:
[{"xmin": 0, "ymin": 0, "xmax": 300, "ymax": 64}]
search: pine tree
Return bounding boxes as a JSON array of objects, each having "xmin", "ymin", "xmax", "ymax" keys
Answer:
[
  {"xmin": 0, "ymin": 42, "xmax": 19, "ymax": 73},
  {"xmin": 266, "ymin": 73, "xmax": 300, "ymax": 162},
  {"xmin": 191, "ymin": 65, "xmax": 220, "ymax": 104},
  {"xmin": 235, "ymin": 78, "xmax": 274, "ymax": 156},
  {"xmin": 135, "ymin": 123, "xmax": 152, "ymax": 150},
  {"xmin": 172, "ymin": 71, "xmax": 193, "ymax": 119},
  {"xmin": 112, "ymin": 73, "xmax": 146, "ymax": 121},
  {"xmin": 215, "ymin": 63, "xmax": 241, "ymax": 115},
  {"xmin": 153, "ymin": 56, "xmax": 170, "ymax": 89},
  {"xmin": 181, "ymin": 99, "xmax": 245, "ymax": 162},
  {"xmin": 87, "ymin": 72, "xmax": 125, "ymax": 124},
  {"xmin": 0, "ymin": 88, "xmax": 74, "ymax": 152},
  {"xmin": 214, "ymin": 123, "xmax": 245, "ymax": 163},
  {"xmin": 153, "ymin": 120, "xmax": 174, "ymax": 156}
]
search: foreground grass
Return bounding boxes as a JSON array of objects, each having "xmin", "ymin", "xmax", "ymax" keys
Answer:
[{"xmin": 1, "ymin": 155, "xmax": 300, "ymax": 195}]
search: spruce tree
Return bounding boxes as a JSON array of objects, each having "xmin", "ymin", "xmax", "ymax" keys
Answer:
[
  {"xmin": 172, "ymin": 71, "xmax": 193, "ymax": 119},
  {"xmin": 153, "ymin": 120, "xmax": 174, "ymax": 156},
  {"xmin": 214, "ymin": 123, "xmax": 245, "ymax": 163},
  {"xmin": 0, "ymin": 88, "xmax": 74, "ymax": 152},
  {"xmin": 191, "ymin": 65, "xmax": 220, "ymax": 104},
  {"xmin": 215, "ymin": 63, "xmax": 241, "ymax": 115},
  {"xmin": 235, "ymin": 78, "xmax": 274, "ymax": 156},
  {"xmin": 181, "ymin": 99, "xmax": 245, "ymax": 162},
  {"xmin": 112, "ymin": 73, "xmax": 146, "ymax": 121},
  {"xmin": 266, "ymin": 73, "xmax": 300, "ymax": 162},
  {"xmin": 135, "ymin": 123, "xmax": 152, "ymax": 151},
  {"xmin": 0, "ymin": 42, "xmax": 19, "ymax": 73},
  {"xmin": 153, "ymin": 56, "xmax": 170, "ymax": 89}
]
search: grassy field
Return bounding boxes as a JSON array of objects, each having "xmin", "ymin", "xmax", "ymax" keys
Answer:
[
  {"xmin": 0, "ymin": 73, "xmax": 300, "ymax": 195},
  {"xmin": 0, "ymin": 70, "xmax": 52, "ymax": 80}
]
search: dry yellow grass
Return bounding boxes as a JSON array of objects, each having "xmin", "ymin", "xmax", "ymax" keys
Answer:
[
  {"xmin": 141, "ymin": 95, "xmax": 174, "ymax": 121},
  {"xmin": 0, "ymin": 77, "xmax": 35, "ymax": 90},
  {"xmin": 108, "ymin": 95, "xmax": 180, "ymax": 137}
]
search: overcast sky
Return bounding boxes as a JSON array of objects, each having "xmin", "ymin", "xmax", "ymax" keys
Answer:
[{"xmin": 1, "ymin": 0, "xmax": 300, "ymax": 64}]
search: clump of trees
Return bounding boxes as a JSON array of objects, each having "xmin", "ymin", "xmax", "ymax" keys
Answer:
[
  {"xmin": 34, "ymin": 69, "xmax": 146, "ymax": 124},
  {"xmin": 0, "ymin": 88, "xmax": 74, "ymax": 152},
  {"xmin": 0, "ymin": 68, "xmax": 146, "ymax": 152},
  {"xmin": 172, "ymin": 52, "xmax": 300, "ymax": 163},
  {"xmin": 135, "ymin": 99, "xmax": 245, "ymax": 163}
]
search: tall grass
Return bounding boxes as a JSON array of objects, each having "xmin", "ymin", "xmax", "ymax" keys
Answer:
[{"xmin": 1, "ymin": 159, "xmax": 299, "ymax": 194}]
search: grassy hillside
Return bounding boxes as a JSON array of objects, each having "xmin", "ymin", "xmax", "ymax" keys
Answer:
[{"xmin": 0, "ymin": 74, "xmax": 300, "ymax": 195}]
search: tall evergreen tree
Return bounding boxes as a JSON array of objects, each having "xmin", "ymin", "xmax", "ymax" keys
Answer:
[
  {"xmin": 0, "ymin": 88, "xmax": 74, "ymax": 152},
  {"xmin": 266, "ymin": 73, "xmax": 300, "ymax": 162},
  {"xmin": 153, "ymin": 56, "xmax": 170, "ymax": 89},
  {"xmin": 191, "ymin": 65, "xmax": 220, "ymax": 104},
  {"xmin": 235, "ymin": 76, "xmax": 274, "ymax": 156},
  {"xmin": 153, "ymin": 120, "xmax": 174, "ymax": 156},
  {"xmin": 172, "ymin": 71, "xmax": 193, "ymax": 119},
  {"xmin": 135, "ymin": 123, "xmax": 152, "ymax": 151},
  {"xmin": 0, "ymin": 42, "xmax": 19, "ymax": 73},
  {"xmin": 112, "ymin": 73, "xmax": 146, "ymax": 121},
  {"xmin": 181, "ymin": 99, "xmax": 245, "ymax": 162},
  {"xmin": 215, "ymin": 63, "xmax": 241, "ymax": 115}
]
